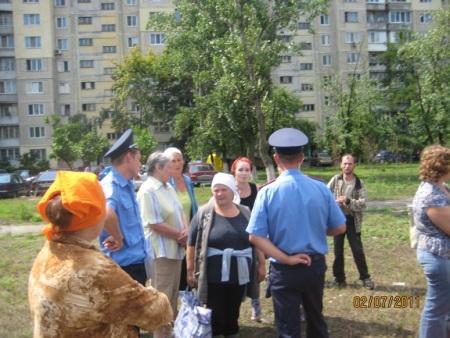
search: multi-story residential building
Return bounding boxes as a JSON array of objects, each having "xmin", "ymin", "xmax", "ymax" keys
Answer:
[{"xmin": 0, "ymin": 0, "xmax": 445, "ymax": 167}]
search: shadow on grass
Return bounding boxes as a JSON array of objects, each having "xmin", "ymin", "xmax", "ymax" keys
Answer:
[{"xmin": 327, "ymin": 315, "xmax": 416, "ymax": 337}]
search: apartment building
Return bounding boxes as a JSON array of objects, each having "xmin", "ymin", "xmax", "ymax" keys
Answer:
[{"xmin": 0, "ymin": 0, "xmax": 444, "ymax": 167}]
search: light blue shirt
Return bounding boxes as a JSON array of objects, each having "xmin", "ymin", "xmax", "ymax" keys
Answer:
[
  {"xmin": 100, "ymin": 167, "xmax": 147, "ymax": 266},
  {"xmin": 246, "ymin": 169, "xmax": 345, "ymax": 261}
]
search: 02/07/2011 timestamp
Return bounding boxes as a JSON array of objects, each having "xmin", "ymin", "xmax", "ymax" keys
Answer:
[{"xmin": 352, "ymin": 295, "xmax": 420, "ymax": 309}]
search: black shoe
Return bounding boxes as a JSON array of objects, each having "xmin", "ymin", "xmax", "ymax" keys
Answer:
[
  {"xmin": 362, "ymin": 278, "xmax": 374, "ymax": 290},
  {"xmin": 333, "ymin": 279, "xmax": 347, "ymax": 288}
]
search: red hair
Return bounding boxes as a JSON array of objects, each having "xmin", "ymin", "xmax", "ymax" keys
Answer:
[{"xmin": 231, "ymin": 157, "xmax": 253, "ymax": 175}]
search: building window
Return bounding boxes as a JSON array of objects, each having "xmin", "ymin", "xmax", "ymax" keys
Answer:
[
  {"xmin": 280, "ymin": 55, "xmax": 291, "ymax": 63},
  {"xmin": 56, "ymin": 16, "xmax": 67, "ymax": 28},
  {"xmin": 389, "ymin": 11, "xmax": 411, "ymax": 23},
  {"xmin": 78, "ymin": 17, "xmax": 92, "ymax": 25},
  {"xmin": 0, "ymin": 126, "xmax": 19, "ymax": 139},
  {"xmin": 78, "ymin": 0, "xmax": 91, "ymax": 3},
  {"xmin": 298, "ymin": 22, "xmax": 310, "ymax": 30},
  {"xmin": 104, "ymin": 67, "xmax": 115, "ymax": 75},
  {"xmin": 55, "ymin": 0, "xmax": 66, "ymax": 6},
  {"xmin": 101, "ymin": 2, "xmax": 114, "ymax": 10},
  {"xmin": 299, "ymin": 42, "xmax": 312, "ymax": 50},
  {"xmin": 29, "ymin": 127, "xmax": 45, "ymax": 138},
  {"xmin": 107, "ymin": 132, "xmax": 119, "ymax": 140},
  {"xmin": 30, "ymin": 149, "xmax": 46, "ymax": 160},
  {"xmin": 25, "ymin": 36, "xmax": 41, "ymax": 48},
  {"xmin": 278, "ymin": 35, "xmax": 291, "ymax": 43},
  {"xmin": 26, "ymin": 81, "xmax": 43, "ymax": 94},
  {"xmin": 24, "ymin": 14, "xmax": 40, "ymax": 26},
  {"xmin": 345, "ymin": 32, "xmax": 361, "ymax": 43},
  {"xmin": 150, "ymin": 33, "xmax": 165, "ymax": 45},
  {"xmin": 320, "ymin": 15, "xmax": 330, "ymax": 25},
  {"xmin": 127, "ymin": 15, "xmax": 138, "ymax": 26},
  {"xmin": 82, "ymin": 103, "xmax": 96, "ymax": 112},
  {"xmin": 344, "ymin": 0, "xmax": 357, "ymax": 2},
  {"xmin": 57, "ymin": 61, "xmax": 69, "ymax": 72},
  {"xmin": 322, "ymin": 54, "xmax": 332, "ymax": 66},
  {"xmin": 101, "ymin": 24, "xmax": 116, "ymax": 32},
  {"xmin": 127, "ymin": 37, "xmax": 139, "ymax": 48},
  {"xmin": 320, "ymin": 34, "xmax": 330, "ymax": 46},
  {"xmin": 0, "ymin": 80, "xmax": 16, "ymax": 94},
  {"xmin": 56, "ymin": 38, "xmax": 69, "ymax": 50},
  {"xmin": 127, "ymin": 0, "xmax": 136, "ymax": 5},
  {"xmin": 300, "ymin": 63, "xmax": 313, "ymax": 70},
  {"xmin": 81, "ymin": 81, "xmax": 95, "ymax": 90},
  {"xmin": 279, "ymin": 76, "xmax": 292, "ymax": 84},
  {"xmin": 0, "ymin": 57, "xmax": 15, "ymax": 71},
  {"xmin": 80, "ymin": 60, "xmax": 94, "ymax": 68},
  {"xmin": 130, "ymin": 102, "xmax": 139, "ymax": 112},
  {"xmin": 346, "ymin": 52, "xmax": 360, "ymax": 64},
  {"xmin": 28, "ymin": 104, "xmax": 44, "ymax": 116},
  {"xmin": 0, "ymin": 12, "xmax": 12, "ymax": 27},
  {"xmin": 102, "ymin": 46, "xmax": 117, "ymax": 53},
  {"xmin": 26, "ymin": 59, "xmax": 42, "ymax": 71},
  {"xmin": 0, "ymin": 104, "xmax": 16, "ymax": 117},
  {"xmin": 154, "ymin": 121, "xmax": 170, "ymax": 133},
  {"xmin": 420, "ymin": 13, "xmax": 432, "ymax": 24},
  {"xmin": 23, "ymin": 0, "xmax": 39, "ymax": 3},
  {"xmin": 324, "ymin": 96, "xmax": 330, "ymax": 106},
  {"xmin": 420, "ymin": 0, "xmax": 432, "ymax": 2},
  {"xmin": 58, "ymin": 82, "xmax": 70, "ymax": 94},
  {"xmin": 60, "ymin": 104, "xmax": 71, "ymax": 116},
  {"xmin": 345, "ymin": 12, "xmax": 358, "ymax": 23},
  {"xmin": 0, "ymin": 148, "xmax": 20, "ymax": 161},
  {"xmin": 368, "ymin": 31, "xmax": 387, "ymax": 43},
  {"xmin": 323, "ymin": 75, "xmax": 332, "ymax": 85},
  {"xmin": 0, "ymin": 35, "xmax": 14, "ymax": 48},
  {"xmin": 301, "ymin": 83, "xmax": 314, "ymax": 91},
  {"xmin": 301, "ymin": 104, "xmax": 315, "ymax": 112},
  {"xmin": 79, "ymin": 38, "xmax": 93, "ymax": 46}
]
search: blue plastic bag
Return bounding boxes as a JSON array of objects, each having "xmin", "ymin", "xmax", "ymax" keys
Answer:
[{"xmin": 173, "ymin": 290, "xmax": 212, "ymax": 338}]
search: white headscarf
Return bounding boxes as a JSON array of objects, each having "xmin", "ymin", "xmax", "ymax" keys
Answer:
[{"xmin": 211, "ymin": 173, "xmax": 241, "ymax": 204}]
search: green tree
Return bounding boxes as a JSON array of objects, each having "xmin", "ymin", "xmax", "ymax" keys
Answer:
[
  {"xmin": 79, "ymin": 132, "xmax": 109, "ymax": 166},
  {"xmin": 151, "ymin": 0, "xmax": 326, "ymax": 179},
  {"xmin": 133, "ymin": 127, "xmax": 158, "ymax": 162}
]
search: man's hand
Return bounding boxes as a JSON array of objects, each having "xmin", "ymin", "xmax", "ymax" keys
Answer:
[
  {"xmin": 284, "ymin": 253, "xmax": 311, "ymax": 266},
  {"xmin": 336, "ymin": 195, "xmax": 346, "ymax": 206},
  {"xmin": 187, "ymin": 273, "xmax": 197, "ymax": 288},
  {"xmin": 177, "ymin": 228, "xmax": 188, "ymax": 247},
  {"xmin": 102, "ymin": 235, "xmax": 123, "ymax": 252},
  {"xmin": 257, "ymin": 263, "xmax": 266, "ymax": 282}
]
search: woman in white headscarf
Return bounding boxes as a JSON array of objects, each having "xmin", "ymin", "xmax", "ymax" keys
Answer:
[{"xmin": 186, "ymin": 173, "xmax": 264, "ymax": 338}]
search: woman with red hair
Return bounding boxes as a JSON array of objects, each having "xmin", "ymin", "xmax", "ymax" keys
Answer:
[{"xmin": 231, "ymin": 157, "xmax": 266, "ymax": 322}]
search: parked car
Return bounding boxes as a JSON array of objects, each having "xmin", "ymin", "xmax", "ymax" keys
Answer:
[
  {"xmin": 0, "ymin": 173, "xmax": 30, "ymax": 198},
  {"xmin": 187, "ymin": 162, "xmax": 216, "ymax": 186},
  {"xmin": 30, "ymin": 170, "xmax": 57, "ymax": 196},
  {"xmin": 373, "ymin": 150, "xmax": 403, "ymax": 163},
  {"xmin": 310, "ymin": 151, "xmax": 334, "ymax": 167},
  {"xmin": 15, "ymin": 169, "xmax": 35, "ymax": 182}
]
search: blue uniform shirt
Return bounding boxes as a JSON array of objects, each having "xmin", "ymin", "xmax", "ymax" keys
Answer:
[
  {"xmin": 100, "ymin": 167, "xmax": 147, "ymax": 266},
  {"xmin": 246, "ymin": 169, "xmax": 345, "ymax": 261}
]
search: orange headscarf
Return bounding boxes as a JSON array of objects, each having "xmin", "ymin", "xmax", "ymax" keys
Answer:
[{"xmin": 37, "ymin": 171, "xmax": 106, "ymax": 240}]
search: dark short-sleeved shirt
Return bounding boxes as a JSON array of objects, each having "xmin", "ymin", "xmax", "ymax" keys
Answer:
[
  {"xmin": 413, "ymin": 181, "xmax": 450, "ymax": 257},
  {"xmin": 240, "ymin": 182, "xmax": 258, "ymax": 211},
  {"xmin": 189, "ymin": 212, "xmax": 251, "ymax": 284}
]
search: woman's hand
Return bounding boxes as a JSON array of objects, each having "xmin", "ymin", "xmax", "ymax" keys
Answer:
[
  {"xmin": 285, "ymin": 253, "xmax": 311, "ymax": 266},
  {"xmin": 187, "ymin": 273, "xmax": 197, "ymax": 288},
  {"xmin": 177, "ymin": 228, "xmax": 188, "ymax": 247}
]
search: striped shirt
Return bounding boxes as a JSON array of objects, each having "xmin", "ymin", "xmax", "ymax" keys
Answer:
[{"xmin": 137, "ymin": 176, "xmax": 185, "ymax": 260}]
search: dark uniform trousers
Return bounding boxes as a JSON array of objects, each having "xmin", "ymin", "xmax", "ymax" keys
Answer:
[
  {"xmin": 333, "ymin": 215, "xmax": 370, "ymax": 282},
  {"xmin": 122, "ymin": 263, "xmax": 147, "ymax": 286},
  {"xmin": 270, "ymin": 255, "xmax": 328, "ymax": 338}
]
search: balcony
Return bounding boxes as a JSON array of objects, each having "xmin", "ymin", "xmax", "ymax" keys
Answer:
[
  {"xmin": 368, "ymin": 42, "xmax": 387, "ymax": 52},
  {"xmin": 0, "ymin": 137, "xmax": 19, "ymax": 148},
  {"xmin": 0, "ymin": 113, "xmax": 17, "ymax": 125},
  {"xmin": 367, "ymin": 3, "xmax": 387, "ymax": 11},
  {"xmin": 387, "ymin": 2, "xmax": 411, "ymax": 11},
  {"xmin": 367, "ymin": 21, "xmax": 387, "ymax": 30}
]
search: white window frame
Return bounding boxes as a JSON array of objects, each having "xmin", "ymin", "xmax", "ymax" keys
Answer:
[
  {"xmin": 80, "ymin": 60, "xmax": 94, "ymax": 68},
  {"xmin": 54, "ymin": 0, "xmax": 66, "ymax": 6},
  {"xmin": 79, "ymin": 38, "xmax": 93, "ymax": 46},
  {"xmin": 25, "ymin": 36, "xmax": 41, "ymax": 48},
  {"xmin": 127, "ymin": 37, "xmax": 139, "ymax": 48},
  {"xmin": 127, "ymin": 0, "xmax": 137, "ymax": 5},
  {"xmin": 320, "ymin": 34, "xmax": 330, "ymax": 46},
  {"xmin": 57, "ymin": 38, "xmax": 68, "ymax": 50},
  {"xmin": 127, "ymin": 15, "xmax": 138, "ymax": 27},
  {"xmin": 57, "ymin": 61, "xmax": 69, "ymax": 72},
  {"xmin": 56, "ymin": 16, "xmax": 67, "ymax": 29},
  {"xmin": 322, "ymin": 54, "xmax": 332, "ymax": 66},
  {"xmin": 389, "ymin": 11, "xmax": 411, "ymax": 24},
  {"xmin": 420, "ymin": 13, "xmax": 432, "ymax": 24},
  {"xmin": 26, "ymin": 81, "xmax": 43, "ymax": 94},
  {"xmin": 345, "ymin": 12, "xmax": 359, "ymax": 23},
  {"xmin": 320, "ymin": 15, "xmax": 330, "ymax": 26},
  {"xmin": 24, "ymin": 14, "xmax": 40, "ymax": 26},
  {"xmin": 102, "ymin": 46, "xmax": 117, "ymax": 53},
  {"xmin": 346, "ymin": 52, "xmax": 360, "ymax": 64},
  {"xmin": 0, "ymin": 57, "xmax": 15, "ymax": 71},
  {"xmin": 0, "ymin": 80, "xmax": 16, "ymax": 94},
  {"xmin": 28, "ymin": 103, "xmax": 44, "ymax": 116},
  {"xmin": 300, "ymin": 63, "xmax": 313, "ymax": 71},
  {"xmin": 345, "ymin": 32, "xmax": 361, "ymax": 43},
  {"xmin": 29, "ymin": 126, "xmax": 45, "ymax": 139},
  {"xmin": 58, "ymin": 82, "xmax": 70, "ymax": 94},
  {"xmin": 279, "ymin": 76, "xmax": 292, "ymax": 84},
  {"xmin": 26, "ymin": 58, "xmax": 42, "ymax": 71},
  {"xmin": 150, "ymin": 33, "xmax": 165, "ymax": 45}
]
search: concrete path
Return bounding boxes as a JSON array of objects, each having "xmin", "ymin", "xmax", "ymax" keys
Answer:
[{"xmin": 0, "ymin": 199, "xmax": 413, "ymax": 236}]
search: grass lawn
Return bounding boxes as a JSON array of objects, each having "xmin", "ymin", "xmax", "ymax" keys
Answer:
[
  {"xmin": 1, "ymin": 208, "xmax": 425, "ymax": 337},
  {"xmin": 0, "ymin": 163, "xmax": 419, "ymax": 225}
]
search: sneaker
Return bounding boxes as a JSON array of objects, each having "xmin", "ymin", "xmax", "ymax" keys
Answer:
[
  {"xmin": 333, "ymin": 279, "xmax": 347, "ymax": 288},
  {"xmin": 362, "ymin": 278, "xmax": 374, "ymax": 290}
]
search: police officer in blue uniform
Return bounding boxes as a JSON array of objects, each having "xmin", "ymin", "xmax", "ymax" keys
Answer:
[
  {"xmin": 247, "ymin": 128, "xmax": 346, "ymax": 338},
  {"xmin": 100, "ymin": 129, "xmax": 148, "ymax": 286}
]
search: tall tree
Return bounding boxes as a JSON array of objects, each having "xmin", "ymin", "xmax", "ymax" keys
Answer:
[{"xmin": 151, "ymin": 0, "xmax": 326, "ymax": 179}]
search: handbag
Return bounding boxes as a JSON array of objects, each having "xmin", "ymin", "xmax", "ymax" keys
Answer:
[{"xmin": 173, "ymin": 290, "xmax": 212, "ymax": 338}]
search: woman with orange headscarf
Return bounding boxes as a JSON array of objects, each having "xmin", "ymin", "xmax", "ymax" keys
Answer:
[{"xmin": 28, "ymin": 171, "xmax": 172, "ymax": 338}]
